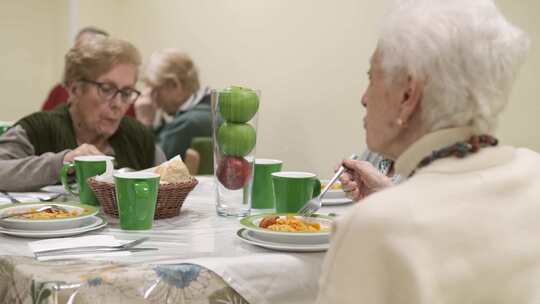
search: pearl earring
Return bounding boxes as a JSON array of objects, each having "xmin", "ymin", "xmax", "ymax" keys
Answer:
[{"xmin": 396, "ymin": 118, "xmax": 403, "ymax": 126}]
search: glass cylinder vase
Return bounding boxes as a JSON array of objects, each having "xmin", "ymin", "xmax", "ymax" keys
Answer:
[{"xmin": 211, "ymin": 86, "xmax": 260, "ymax": 217}]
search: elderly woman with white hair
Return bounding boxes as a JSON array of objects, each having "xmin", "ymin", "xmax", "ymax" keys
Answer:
[
  {"xmin": 317, "ymin": 0, "xmax": 540, "ymax": 302},
  {"xmin": 135, "ymin": 49, "xmax": 212, "ymax": 161}
]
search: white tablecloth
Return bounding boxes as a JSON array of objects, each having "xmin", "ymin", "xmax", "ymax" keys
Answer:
[{"xmin": 0, "ymin": 176, "xmax": 353, "ymax": 304}]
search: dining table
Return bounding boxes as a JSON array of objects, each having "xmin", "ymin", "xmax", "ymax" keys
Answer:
[{"xmin": 0, "ymin": 176, "xmax": 354, "ymax": 304}]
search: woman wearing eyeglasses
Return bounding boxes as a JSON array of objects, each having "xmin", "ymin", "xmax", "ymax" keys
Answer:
[{"xmin": 0, "ymin": 37, "xmax": 166, "ymax": 191}]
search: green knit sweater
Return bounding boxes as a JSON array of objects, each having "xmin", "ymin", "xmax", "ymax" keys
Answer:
[{"xmin": 17, "ymin": 105, "xmax": 155, "ymax": 170}]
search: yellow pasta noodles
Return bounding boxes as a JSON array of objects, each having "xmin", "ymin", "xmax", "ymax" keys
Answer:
[
  {"xmin": 262, "ymin": 215, "xmax": 322, "ymax": 232},
  {"xmin": 15, "ymin": 208, "xmax": 81, "ymax": 220},
  {"xmin": 321, "ymin": 182, "xmax": 342, "ymax": 191}
]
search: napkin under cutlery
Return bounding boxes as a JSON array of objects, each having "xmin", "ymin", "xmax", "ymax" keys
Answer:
[{"xmin": 29, "ymin": 235, "xmax": 135, "ymax": 261}]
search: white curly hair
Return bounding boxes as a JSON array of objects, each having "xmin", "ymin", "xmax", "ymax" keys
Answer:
[
  {"xmin": 144, "ymin": 49, "xmax": 200, "ymax": 95},
  {"xmin": 377, "ymin": 0, "xmax": 530, "ymax": 133}
]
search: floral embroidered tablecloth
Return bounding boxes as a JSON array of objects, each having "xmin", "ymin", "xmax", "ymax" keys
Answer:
[{"xmin": 0, "ymin": 256, "xmax": 247, "ymax": 304}]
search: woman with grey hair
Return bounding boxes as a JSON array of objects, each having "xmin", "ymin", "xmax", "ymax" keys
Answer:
[
  {"xmin": 318, "ymin": 0, "xmax": 539, "ymax": 302},
  {"xmin": 0, "ymin": 37, "xmax": 166, "ymax": 191},
  {"xmin": 135, "ymin": 49, "xmax": 212, "ymax": 161}
]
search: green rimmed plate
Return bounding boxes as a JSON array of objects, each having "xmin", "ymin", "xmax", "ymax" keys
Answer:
[
  {"xmin": 239, "ymin": 213, "xmax": 333, "ymax": 239},
  {"xmin": 0, "ymin": 202, "xmax": 99, "ymax": 231}
]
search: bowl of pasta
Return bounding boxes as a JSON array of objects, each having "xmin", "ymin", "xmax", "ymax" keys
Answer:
[
  {"xmin": 0, "ymin": 202, "xmax": 99, "ymax": 230},
  {"xmin": 239, "ymin": 213, "xmax": 333, "ymax": 243}
]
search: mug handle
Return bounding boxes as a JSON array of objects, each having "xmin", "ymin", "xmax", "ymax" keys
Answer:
[
  {"xmin": 60, "ymin": 163, "xmax": 79, "ymax": 195},
  {"xmin": 134, "ymin": 182, "xmax": 150, "ymax": 198},
  {"xmin": 312, "ymin": 178, "xmax": 321, "ymax": 198},
  {"xmin": 104, "ymin": 159, "xmax": 114, "ymax": 175}
]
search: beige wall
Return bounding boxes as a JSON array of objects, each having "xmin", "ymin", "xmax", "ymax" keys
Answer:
[
  {"xmin": 494, "ymin": 0, "xmax": 540, "ymax": 152},
  {"xmin": 1, "ymin": 0, "xmax": 539, "ymax": 177},
  {"xmin": 109, "ymin": 0, "xmax": 387, "ymax": 177},
  {"xmin": 0, "ymin": 0, "xmax": 68, "ymax": 122}
]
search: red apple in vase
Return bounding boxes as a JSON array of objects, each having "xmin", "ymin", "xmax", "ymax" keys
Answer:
[{"xmin": 217, "ymin": 156, "xmax": 252, "ymax": 190}]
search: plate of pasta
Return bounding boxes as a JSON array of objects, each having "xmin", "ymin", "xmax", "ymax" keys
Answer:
[
  {"xmin": 239, "ymin": 213, "xmax": 333, "ymax": 239},
  {"xmin": 0, "ymin": 202, "xmax": 99, "ymax": 231},
  {"xmin": 0, "ymin": 216, "xmax": 107, "ymax": 238}
]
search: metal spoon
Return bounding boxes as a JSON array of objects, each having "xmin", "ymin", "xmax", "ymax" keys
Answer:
[{"xmin": 38, "ymin": 193, "xmax": 62, "ymax": 202}]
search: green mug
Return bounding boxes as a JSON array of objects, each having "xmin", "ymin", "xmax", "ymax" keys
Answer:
[
  {"xmin": 271, "ymin": 171, "xmax": 321, "ymax": 213},
  {"xmin": 114, "ymin": 172, "xmax": 160, "ymax": 230},
  {"xmin": 251, "ymin": 159, "xmax": 283, "ymax": 210},
  {"xmin": 60, "ymin": 155, "xmax": 114, "ymax": 205}
]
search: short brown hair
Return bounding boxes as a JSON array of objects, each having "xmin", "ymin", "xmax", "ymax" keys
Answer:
[
  {"xmin": 63, "ymin": 36, "xmax": 141, "ymax": 86},
  {"xmin": 144, "ymin": 49, "xmax": 200, "ymax": 94}
]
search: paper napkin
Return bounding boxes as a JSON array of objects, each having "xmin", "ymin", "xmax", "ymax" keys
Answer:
[{"xmin": 28, "ymin": 235, "xmax": 131, "ymax": 261}]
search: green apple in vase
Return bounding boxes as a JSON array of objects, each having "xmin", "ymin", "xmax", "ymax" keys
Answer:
[
  {"xmin": 217, "ymin": 156, "xmax": 252, "ymax": 190},
  {"xmin": 218, "ymin": 86, "xmax": 259, "ymax": 123},
  {"xmin": 217, "ymin": 122, "xmax": 256, "ymax": 157}
]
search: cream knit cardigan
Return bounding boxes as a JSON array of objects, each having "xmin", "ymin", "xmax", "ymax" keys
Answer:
[{"xmin": 317, "ymin": 127, "xmax": 540, "ymax": 303}]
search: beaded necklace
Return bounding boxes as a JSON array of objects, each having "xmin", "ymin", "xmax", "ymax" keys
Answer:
[
  {"xmin": 378, "ymin": 158, "xmax": 394, "ymax": 176},
  {"xmin": 409, "ymin": 134, "xmax": 498, "ymax": 177}
]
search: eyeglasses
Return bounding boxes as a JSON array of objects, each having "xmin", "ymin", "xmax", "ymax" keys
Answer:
[{"xmin": 81, "ymin": 79, "xmax": 141, "ymax": 104}]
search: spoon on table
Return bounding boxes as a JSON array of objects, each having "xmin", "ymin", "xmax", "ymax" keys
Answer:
[
  {"xmin": 38, "ymin": 193, "xmax": 63, "ymax": 202},
  {"xmin": 0, "ymin": 204, "xmax": 69, "ymax": 220}
]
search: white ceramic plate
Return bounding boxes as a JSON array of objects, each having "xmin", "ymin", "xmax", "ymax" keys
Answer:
[
  {"xmin": 320, "ymin": 179, "xmax": 346, "ymax": 199},
  {"xmin": 0, "ymin": 202, "xmax": 99, "ymax": 230},
  {"xmin": 239, "ymin": 213, "xmax": 333, "ymax": 241},
  {"xmin": 322, "ymin": 197, "xmax": 354, "ymax": 206},
  {"xmin": 0, "ymin": 216, "xmax": 107, "ymax": 238},
  {"xmin": 236, "ymin": 228, "xmax": 329, "ymax": 252}
]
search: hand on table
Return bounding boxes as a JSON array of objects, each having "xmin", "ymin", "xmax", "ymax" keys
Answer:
[
  {"xmin": 338, "ymin": 159, "xmax": 393, "ymax": 202},
  {"xmin": 63, "ymin": 144, "xmax": 103, "ymax": 163}
]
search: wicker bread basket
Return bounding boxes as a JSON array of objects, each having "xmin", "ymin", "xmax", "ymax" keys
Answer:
[{"xmin": 87, "ymin": 176, "xmax": 198, "ymax": 219}]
